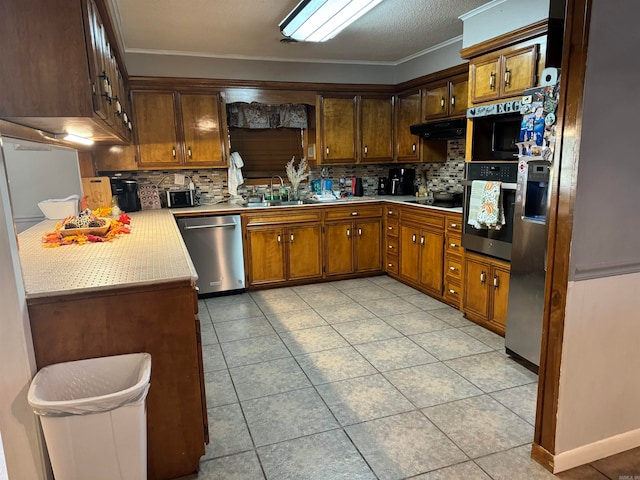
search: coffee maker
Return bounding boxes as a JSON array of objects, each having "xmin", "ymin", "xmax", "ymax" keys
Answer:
[
  {"xmin": 388, "ymin": 168, "xmax": 415, "ymax": 195},
  {"xmin": 110, "ymin": 178, "xmax": 141, "ymax": 212}
]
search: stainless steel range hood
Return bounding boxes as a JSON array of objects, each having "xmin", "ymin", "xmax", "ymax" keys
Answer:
[{"xmin": 409, "ymin": 118, "xmax": 466, "ymax": 140}]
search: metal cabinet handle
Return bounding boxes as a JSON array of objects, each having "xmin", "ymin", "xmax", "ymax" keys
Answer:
[
  {"xmin": 420, "ymin": 236, "xmax": 425, "ymax": 246},
  {"xmin": 448, "ymin": 289, "xmax": 458, "ymax": 295},
  {"xmin": 388, "ymin": 226, "xmax": 394, "ymax": 231},
  {"xmin": 364, "ymin": 145, "xmax": 368, "ymax": 155},
  {"xmin": 451, "ymin": 95, "xmax": 456, "ymax": 107},
  {"xmin": 412, "ymin": 234, "xmax": 417, "ymax": 243},
  {"xmin": 277, "ymin": 234, "xmax": 281, "ymax": 244},
  {"xmin": 388, "ymin": 210, "xmax": 394, "ymax": 215},
  {"xmin": 346, "ymin": 228, "xmax": 351, "ymax": 238},
  {"xmin": 172, "ymin": 147, "xmax": 176, "ymax": 159},
  {"xmin": 388, "ymin": 244, "xmax": 394, "ymax": 249},
  {"xmin": 115, "ymin": 99, "xmax": 122, "ymax": 115},
  {"xmin": 440, "ymin": 96, "xmax": 445, "ymax": 110},
  {"xmin": 290, "ymin": 233, "xmax": 294, "ymax": 243},
  {"xmin": 494, "ymin": 275, "xmax": 500, "ymax": 289},
  {"xmin": 449, "ymin": 243, "xmax": 459, "ymax": 248},
  {"xmin": 326, "ymin": 146, "xmax": 330, "ymax": 156},
  {"xmin": 450, "ymin": 223, "xmax": 458, "ymax": 228},
  {"xmin": 188, "ymin": 147, "xmax": 192, "ymax": 159},
  {"xmin": 489, "ymin": 72, "xmax": 496, "ymax": 90},
  {"xmin": 504, "ymin": 69, "xmax": 511, "ymax": 87},
  {"xmin": 480, "ymin": 271, "xmax": 486, "ymax": 284},
  {"xmin": 449, "ymin": 266, "xmax": 458, "ymax": 272},
  {"xmin": 351, "ymin": 212, "xmax": 359, "ymax": 216},
  {"xmin": 412, "ymin": 143, "xmax": 416, "ymax": 153},
  {"xmin": 358, "ymin": 228, "xmax": 363, "ymax": 237},
  {"xmin": 388, "ymin": 263, "xmax": 394, "ymax": 268}
]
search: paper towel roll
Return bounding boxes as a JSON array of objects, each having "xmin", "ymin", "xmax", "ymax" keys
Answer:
[{"xmin": 541, "ymin": 67, "xmax": 559, "ymax": 86}]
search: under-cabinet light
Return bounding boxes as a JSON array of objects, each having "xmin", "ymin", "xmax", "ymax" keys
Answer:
[
  {"xmin": 58, "ymin": 133, "xmax": 95, "ymax": 146},
  {"xmin": 280, "ymin": 0, "xmax": 384, "ymax": 42}
]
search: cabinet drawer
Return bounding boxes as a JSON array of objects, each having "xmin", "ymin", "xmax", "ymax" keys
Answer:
[
  {"xmin": 386, "ymin": 254, "xmax": 399, "ymax": 275},
  {"xmin": 446, "ymin": 234, "xmax": 463, "ymax": 256},
  {"xmin": 444, "ymin": 278, "xmax": 462, "ymax": 308},
  {"xmin": 385, "ymin": 205, "xmax": 400, "ymax": 218},
  {"xmin": 324, "ymin": 204, "xmax": 382, "ymax": 221},
  {"xmin": 401, "ymin": 206, "xmax": 445, "ymax": 229},
  {"xmin": 386, "ymin": 237, "xmax": 398, "ymax": 255},
  {"xmin": 386, "ymin": 219, "xmax": 399, "ymax": 237},
  {"xmin": 243, "ymin": 209, "xmax": 322, "ymax": 226},
  {"xmin": 446, "ymin": 214, "xmax": 463, "ymax": 234},
  {"xmin": 445, "ymin": 256, "xmax": 463, "ymax": 280}
]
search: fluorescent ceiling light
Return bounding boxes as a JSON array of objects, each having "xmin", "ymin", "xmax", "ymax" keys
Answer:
[
  {"xmin": 58, "ymin": 133, "xmax": 95, "ymax": 146},
  {"xmin": 280, "ymin": 0, "xmax": 384, "ymax": 43}
]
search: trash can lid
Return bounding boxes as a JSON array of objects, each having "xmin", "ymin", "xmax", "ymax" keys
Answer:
[{"xmin": 28, "ymin": 353, "xmax": 151, "ymax": 417}]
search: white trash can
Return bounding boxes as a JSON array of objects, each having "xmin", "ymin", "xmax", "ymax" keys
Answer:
[{"xmin": 28, "ymin": 353, "xmax": 152, "ymax": 480}]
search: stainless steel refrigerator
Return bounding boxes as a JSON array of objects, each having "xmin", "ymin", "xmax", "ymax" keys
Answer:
[{"xmin": 505, "ymin": 160, "xmax": 551, "ymax": 369}]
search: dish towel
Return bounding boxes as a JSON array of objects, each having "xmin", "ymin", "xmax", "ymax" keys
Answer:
[
  {"xmin": 228, "ymin": 152, "xmax": 245, "ymax": 196},
  {"xmin": 467, "ymin": 180, "xmax": 505, "ymax": 230}
]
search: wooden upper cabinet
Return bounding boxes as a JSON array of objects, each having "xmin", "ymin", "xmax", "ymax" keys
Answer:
[
  {"xmin": 470, "ymin": 44, "xmax": 539, "ymax": 104},
  {"xmin": 132, "ymin": 90, "xmax": 228, "ymax": 168},
  {"xmin": 320, "ymin": 96, "xmax": 357, "ymax": 164},
  {"xmin": 180, "ymin": 93, "xmax": 226, "ymax": 167},
  {"xmin": 422, "ymin": 74, "xmax": 468, "ymax": 121},
  {"xmin": 360, "ymin": 96, "xmax": 393, "ymax": 163},
  {"xmin": 395, "ymin": 90, "xmax": 421, "ymax": 162},
  {"xmin": 0, "ymin": 0, "xmax": 131, "ymax": 143},
  {"xmin": 133, "ymin": 91, "xmax": 180, "ymax": 167}
]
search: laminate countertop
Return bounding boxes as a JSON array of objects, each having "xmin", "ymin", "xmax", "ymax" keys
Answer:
[
  {"xmin": 18, "ymin": 197, "xmax": 462, "ymax": 299},
  {"xmin": 18, "ymin": 209, "xmax": 197, "ymax": 299}
]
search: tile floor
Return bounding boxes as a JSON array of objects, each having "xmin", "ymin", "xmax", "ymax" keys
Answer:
[{"xmin": 191, "ymin": 275, "xmax": 639, "ymax": 480}]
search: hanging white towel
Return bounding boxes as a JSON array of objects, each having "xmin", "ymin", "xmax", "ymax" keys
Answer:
[{"xmin": 228, "ymin": 152, "xmax": 245, "ymax": 196}]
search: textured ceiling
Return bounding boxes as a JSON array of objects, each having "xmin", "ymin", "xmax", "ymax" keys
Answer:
[{"xmin": 111, "ymin": 0, "xmax": 492, "ymax": 64}]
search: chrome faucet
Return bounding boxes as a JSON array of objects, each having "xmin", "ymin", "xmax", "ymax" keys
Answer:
[{"xmin": 270, "ymin": 175, "xmax": 284, "ymax": 200}]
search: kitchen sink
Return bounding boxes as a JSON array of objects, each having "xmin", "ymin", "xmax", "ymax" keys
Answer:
[{"xmin": 243, "ymin": 199, "xmax": 310, "ymax": 208}]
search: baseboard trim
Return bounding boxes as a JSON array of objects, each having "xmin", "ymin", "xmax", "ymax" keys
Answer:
[
  {"xmin": 553, "ymin": 428, "xmax": 640, "ymax": 473},
  {"xmin": 531, "ymin": 443, "xmax": 554, "ymax": 472}
]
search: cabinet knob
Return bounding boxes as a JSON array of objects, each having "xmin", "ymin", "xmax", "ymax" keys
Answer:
[
  {"xmin": 449, "ymin": 266, "xmax": 458, "ymax": 272},
  {"xmin": 448, "ymin": 289, "xmax": 458, "ymax": 295},
  {"xmin": 451, "ymin": 96, "xmax": 456, "ymax": 107},
  {"xmin": 450, "ymin": 223, "xmax": 458, "ymax": 228},
  {"xmin": 480, "ymin": 271, "xmax": 486, "ymax": 284},
  {"xmin": 388, "ymin": 244, "xmax": 393, "ymax": 249},
  {"xmin": 388, "ymin": 226, "xmax": 394, "ymax": 231},
  {"xmin": 388, "ymin": 263, "xmax": 394, "ymax": 268},
  {"xmin": 277, "ymin": 234, "xmax": 281, "ymax": 244},
  {"xmin": 420, "ymin": 236, "xmax": 425, "ymax": 246},
  {"xmin": 187, "ymin": 147, "xmax": 192, "ymax": 159},
  {"xmin": 412, "ymin": 234, "xmax": 417, "ymax": 243},
  {"xmin": 440, "ymin": 96, "xmax": 445, "ymax": 110},
  {"xmin": 364, "ymin": 145, "xmax": 368, "ymax": 155},
  {"xmin": 346, "ymin": 228, "xmax": 351, "ymax": 238},
  {"xmin": 412, "ymin": 143, "xmax": 416, "ymax": 153},
  {"xmin": 358, "ymin": 228, "xmax": 363, "ymax": 237},
  {"xmin": 326, "ymin": 146, "xmax": 330, "ymax": 156},
  {"xmin": 449, "ymin": 243, "xmax": 459, "ymax": 248},
  {"xmin": 290, "ymin": 233, "xmax": 294, "ymax": 243},
  {"xmin": 388, "ymin": 210, "xmax": 394, "ymax": 215},
  {"xmin": 489, "ymin": 72, "xmax": 496, "ymax": 90},
  {"xmin": 351, "ymin": 212, "xmax": 359, "ymax": 216},
  {"xmin": 172, "ymin": 147, "xmax": 176, "ymax": 159}
]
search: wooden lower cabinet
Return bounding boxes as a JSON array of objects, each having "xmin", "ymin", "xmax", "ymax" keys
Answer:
[
  {"xmin": 399, "ymin": 224, "xmax": 444, "ymax": 297},
  {"xmin": 325, "ymin": 218, "xmax": 382, "ymax": 276},
  {"xmin": 27, "ymin": 281, "xmax": 207, "ymax": 480},
  {"xmin": 463, "ymin": 252, "xmax": 511, "ymax": 335},
  {"xmin": 245, "ymin": 222, "xmax": 322, "ymax": 287}
]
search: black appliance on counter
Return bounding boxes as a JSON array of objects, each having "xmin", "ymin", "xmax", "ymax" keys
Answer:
[
  {"xmin": 377, "ymin": 177, "xmax": 389, "ymax": 195},
  {"xmin": 462, "ymin": 162, "xmax": 518, "ymax": 261},
  {"xmin": 110, "ymin": 178, "xmax": 141, "ymax": 212},
  {"xmin": 388, "ymin": 168, "xmax": 415, "ymax": 195}
]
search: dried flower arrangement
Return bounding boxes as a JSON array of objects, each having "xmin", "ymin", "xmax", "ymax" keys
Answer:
[{"xmin": 285, "ymin": 157, "xmax": 309, "ymax": 198}]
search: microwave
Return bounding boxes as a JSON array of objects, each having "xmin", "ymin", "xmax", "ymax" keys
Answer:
[
  {"xmin": 167, "ymin": 189, "xmax": 195, "ymax": 208},
  {"xmin": 471, "ymin": 113, "xmax": 521, "ymax": 161}
]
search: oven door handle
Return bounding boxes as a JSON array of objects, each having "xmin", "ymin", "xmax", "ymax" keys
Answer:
[{"xmin": 463, "ymin": 181, "xmax": 517, "ymax": 190}]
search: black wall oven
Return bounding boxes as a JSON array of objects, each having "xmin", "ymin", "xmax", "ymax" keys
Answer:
[{"xmin": 462, "ymin": 162, "xmax": 518, "ymax": 261}]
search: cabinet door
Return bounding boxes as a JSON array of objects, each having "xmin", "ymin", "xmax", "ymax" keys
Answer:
[
  {"xmin": 449, "ymin": 75, "xmax": 469, "ymax": 118},
  {"xmin": 419, "ymin": 229, "xmax": 444, "ymax": 295},
  {"xmin": 395, "ymin": 91, "xmax": 421, "ymax": 162},
  {"xmin": 423, "ymin": 82, "xmax": 449, "ymax": 120},
  {"xmin": 502, "ymin": 45, "xmax": 539, "ymax": 98},
  {"xmin": 246, "ymin": 227, "xmax": 286, "ymax": 286},
  {"xmin": 321, "ymin": 96, "xmax": 357, "ymax": 164},
  {"xmin": 360, "ymin": 96, "xmax": 393, "ymax": 163},
  {"xmin": 490, "ymin": 265, "xmax": 511, "ymax": 331},
  {"xmin": 399, "ymin": 225, "xmax": 420, "ymax": 284},
  {"xmin": 133, "ymin": 91, "xmax": 181, "ymax": 166},
  {"xmin": 325, "ymin": 222, "xmax": 354, "ymax": 276},
  {"xmin": 180, "ymin": 93, "xmax": 226, "ymax": 167},
  {"xmin": 470, "ymin": 56, "xmax": 500, "ymax": 104},
  {"xmin": 288, "ymin": 224, "xmax": 323, "ymax": 281},
  {"xmin": 355, "ymin": 219, "xmax": 382, "ymax": 273},
  {"xmin": 463, "ymin": 256, "xmax": 490, "ymax": 320}
]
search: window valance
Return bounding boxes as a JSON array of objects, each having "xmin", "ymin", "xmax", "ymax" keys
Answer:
[{"xmin": 226, "ymin": 102, "xmax": 308, "ymax": 129}]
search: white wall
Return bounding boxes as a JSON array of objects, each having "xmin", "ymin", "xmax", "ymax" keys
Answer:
[
  {"xmin": 393, "ymin": 38, "xmax": 465, "ymax": 85},
  {"xmin": 3, "ymin": 139, "xmax": 82, "ymax": 233},
  {"xmin": 461, "ymin": 0, "xmax": 551, "ymax": 48},
  {"xmin": 0, "ymin": 139, "xmax": 51, "ymax": 479},
  {"xmin": 553, "ymin": 0, "xmax": 640, "ymax": 471}
]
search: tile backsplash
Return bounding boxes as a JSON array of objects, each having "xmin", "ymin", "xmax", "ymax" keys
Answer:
[{"xmin": 100, "ymin": 139, "xmax": 465, "ymax": 205}]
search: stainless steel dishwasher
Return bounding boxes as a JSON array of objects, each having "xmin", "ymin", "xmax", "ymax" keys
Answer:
[{"xmin": 177, "ymin": 215, "xmax": 245, "ymax": 295}]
